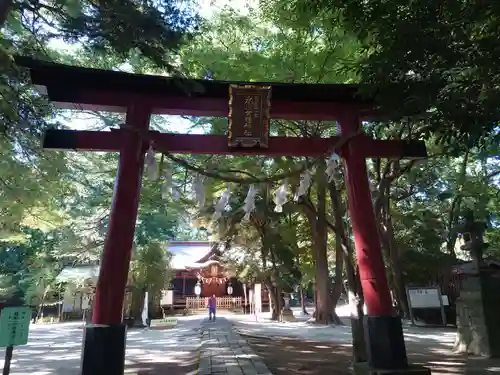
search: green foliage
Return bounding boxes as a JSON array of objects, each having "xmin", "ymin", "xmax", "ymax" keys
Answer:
[
  {"xmin": 5, "ymin": 0, "xmax": 199, "ymax": 68},
  {"xmin": 271, "ymin": 0, "xmax": 500, "ymax": 149},
  {"xmin": 130, "ymin": 242, "xmax": 173, "ymax": 293},
  {"xmin": 0, "ymin": 0, "xmax": 199, "ymax": 239},
  {"xmin": 0, "ymin": 227, "xmax": 63, "ymax": 303},
  {"xmin": 0, "ymin": 275, "xmax": 17, "ymax": 300}
]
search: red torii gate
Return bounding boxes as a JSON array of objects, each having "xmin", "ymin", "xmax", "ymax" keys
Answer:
[{"xmin": 17, "ymin": 57, "xmax": 427, "ymax": 375}]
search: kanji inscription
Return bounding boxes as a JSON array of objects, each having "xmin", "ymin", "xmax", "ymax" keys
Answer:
[{"xmin": 228, "ymin": 85, "xmax": 271, "ymax": 148}]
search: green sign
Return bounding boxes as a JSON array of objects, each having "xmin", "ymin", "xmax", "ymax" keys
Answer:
[
  {"xmin": 0, "ymin": 307, "xmax": 31, "ymax": 347},
  {"xmin": 151, "ymin": 317, "xmax": 177, "ymax": 327}
]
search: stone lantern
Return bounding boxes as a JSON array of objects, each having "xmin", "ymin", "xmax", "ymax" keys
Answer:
[
  {"xmin": 458, "ymin": 210, "xmax": 489, "ymax": 272},
  {"xmin": 454, "ymin": 210, "xmax": 500, "ymax": 358},
  {"xmin": 281, "ymin": 292, "xmax": 296, "ymax": 322}
]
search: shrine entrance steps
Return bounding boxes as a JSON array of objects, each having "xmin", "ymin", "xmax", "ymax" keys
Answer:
[{"xmin": 198, "ymin": 317, "xmax": 272, "ymax": 375}]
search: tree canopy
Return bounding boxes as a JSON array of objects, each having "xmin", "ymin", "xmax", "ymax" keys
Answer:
[{"xmin": 269, "ymin": 0, "xmax": 500, "ymax": 149}]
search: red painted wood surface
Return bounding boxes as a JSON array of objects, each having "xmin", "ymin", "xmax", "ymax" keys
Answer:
[
  {"xmin": 48, "ymin": 91, "xmax": 372, "ymax": 121},
  {"xmin": 91, "ymin": 105, "xmax": 151, "ymax": 325},
  {"xmin": 201, "ymin": 282, "xmax": 226, "ymax": 298},
  {"xmin": 338, "ymin": 112, "xmax": 394, "ymax": 316},
  {"xmin": 44, "ymin": 129, "xmax": 426, "ymax": 159},
  {"xmin": 16, "ymin": 57, "xmax": 380, "ymax": 121}
]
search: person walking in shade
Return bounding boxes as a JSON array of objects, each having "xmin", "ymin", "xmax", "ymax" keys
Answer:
[{"xmin": 208, "ymin": 294, "xmax": 217, "ymax": 321}]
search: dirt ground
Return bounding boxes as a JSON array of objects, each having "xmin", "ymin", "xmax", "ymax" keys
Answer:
[
  {"xmin": 244, "ymin": 335, "xmax": 500, "ymax": 375},
  {"xmin": 124, "ymin": 350, "xmax": 198, "ymax": 375},
  {"xmin": 124, "ymin": 358, "xmax": 198, "ymax": 375}
]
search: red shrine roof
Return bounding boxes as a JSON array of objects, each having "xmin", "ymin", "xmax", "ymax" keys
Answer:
[{"xmin": 15, "ymin": 56, "xmax": 377, "ymax": 120}]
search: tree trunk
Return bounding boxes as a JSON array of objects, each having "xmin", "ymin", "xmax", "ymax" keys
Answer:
[
  {"xmin": 342, "ymin": 186, "xmax": 367, "ymax": 363},
  {"xmin": 445, "ymin": 150, "xmax": 469, "ymax": 258},
  {"xmin": 268, "ymin": 289, "xmax": 273, "ymax": 313},
  {"xmin": 328, "ymin": 240, "xmax": 345, "ymax": 324},
  {"xmin": 300, "ymin": 286, "xmax": 308, "ymax": 315},
  {"xmin": 130, "ymin": 288, "xmax": 144, "ymax": 323},
  {"xmin": 36, "ymin": 287, "xmax": 50, "ymax": 321},
  {"xmin": 311, "ymin": 163, "xmax": 334, "ymax": 324},
  {"xmin": 328, "ymin": 180, "xmax": 348, "ymax": 325},
  {"xmin": 385, "ymin": 210, "xmax": 410, "ymax": 318},
  {"xmin": 313, "ymin": 235, "xmax": 333, "ymax": 323},
  {"xmin": 374, "ymin": 173, "xmax": 408, "ymax": 318},
  {"xmin": 376, "ymin": 184, "xmax": 409, "ymax": 318},
  {"xmin": 269, "ymin": 243, "xmax": 284, "ymax": 321},
  {"xmin": 345, "ymin": 250, "xmax": 367, "ymax": 362},
  {"xmin": 265, "ymin": 280, "xmax": 281, "ymax": 321}
]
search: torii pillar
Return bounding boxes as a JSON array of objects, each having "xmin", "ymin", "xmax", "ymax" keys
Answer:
[
  {"xmin": 338, "ymin": 112, "xmax": 411, "ymax": 372},
  {"xmin": 80, "ymin": 104, "xmax": 151, "ymax": 375}
]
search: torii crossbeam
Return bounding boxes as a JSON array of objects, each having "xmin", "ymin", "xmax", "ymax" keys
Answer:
[{"xmin": 17, "ymin": 57, "xmax": 428, "ymax": 375}]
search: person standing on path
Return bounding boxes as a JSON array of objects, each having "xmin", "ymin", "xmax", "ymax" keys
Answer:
[{"xmin": 208, "ymin": 294, "xmax": 216, "ymax": 321}]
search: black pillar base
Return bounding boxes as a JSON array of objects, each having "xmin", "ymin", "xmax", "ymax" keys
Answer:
[
  {"xmin": 81, "ymin": 324, "xmax": 127, "ymax": 375},
  {"xmin": 364, "ymin": 315, "xmax": 408, "ymax": 370}
]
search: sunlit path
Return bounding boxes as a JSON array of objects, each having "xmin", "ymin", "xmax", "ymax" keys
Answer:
[{"xmin": 0, "ymin": 316, "xmax": 204, "ymax": 375}]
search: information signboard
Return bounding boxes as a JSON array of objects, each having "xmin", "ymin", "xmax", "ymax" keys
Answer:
[
  {"xmin": 406, "ymin": 286, "xmax": 447, "ymax": 326},
  {"xmin": 407, "ymin": 287, "xmax": 441, "ymax": 308},
  {"xmin": 160, "ymin": 290, "xmax": 173, "ymax": 306},
  {"xmin": 0, "ymin": 307, "xmax": 31, "ymax": 347}
]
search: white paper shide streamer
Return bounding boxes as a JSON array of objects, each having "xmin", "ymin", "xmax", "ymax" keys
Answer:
[
  {"xmin": 274, "ymin": 180, "xmax": 289, "ymax": 212},
  {"xmin": 193, "ymin": 174, "xmax": 206, "ymax": 209},
  {"xmin": 141, "ymin": 291, "xmax": 149, "ymax": 328},
  {"xmin": 242, "ymin": 184, "xmax": 258, "ymax": 221},
  {"xmin": 145, "ymin": 146, "xmax": 158, "ymax": 181},
  {"xmin": 161, "ymin": 167, "xmax": 180, "ymax": 201},
  {"xmin": 161, "ymin": 168, "xmax": 172, "ymax": 199},
  {"xmin": 325, "ymin": 152, "xmax": 340, "ymax": 182},
  {"xmin": 294, "ymin": 170, "xmax": 312, "ymax": 201},
  {"xmin": 213, "ymin": 184, "xmax": 231, "ymax": 221}
]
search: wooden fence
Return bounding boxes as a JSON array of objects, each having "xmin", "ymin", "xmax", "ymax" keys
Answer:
[{"xmin": 186, "ymin": 296, "xmax": 242, "ymax": 310}]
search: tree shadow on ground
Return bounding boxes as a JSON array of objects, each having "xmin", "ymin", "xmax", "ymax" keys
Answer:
[
  {"xmin": 0, "ymin": 323, "xmax": 202, "ymax": 375},
  {"xmin": 244, "ymin": 335, "xmax": 500, "ymax": 375},
  {"xmin": 124, "ymin": 355, "xmax": 198, "ymax": 375},
  {"xmin": 244, "ymin": 336, "xmax": 353, "ymax": 375}
]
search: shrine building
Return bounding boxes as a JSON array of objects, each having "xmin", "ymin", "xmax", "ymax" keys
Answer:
[
  {"xmin": 56, "ymin": 240, "xmax": 252, "ymax": 314},
  {"xmin": 168, "ymin": 240, "xmax": 245, "ymax": 308}
]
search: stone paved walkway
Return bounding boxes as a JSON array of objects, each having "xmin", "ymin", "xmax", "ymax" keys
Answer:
[{"xmin": 198, "ymin": 317, "xmax": 272, "ymax": 375}]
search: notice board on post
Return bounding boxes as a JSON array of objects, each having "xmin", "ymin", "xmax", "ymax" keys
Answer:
[
  {"xmin": 0, "ymin": 306, "xmax": 31, "ymax": 347},
  {"xmin": 407, "ymin": 287, "xmax": 442, "ymax": 308},
  {"xmin": 160, "ymin": 290, "xmax": 173, "ymax": 306},
  {"xmin": 406, "ymin": 286, "xmax": 448, "ymax": 326}
]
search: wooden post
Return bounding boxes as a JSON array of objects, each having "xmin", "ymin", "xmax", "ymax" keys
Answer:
[
  {"xmin": 182, "ymin": 274, "xmax": 186, "ymax": 297},
  {"xmin": 243, "ymin": 284, "xmax": 247, "ymax": 313}
]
